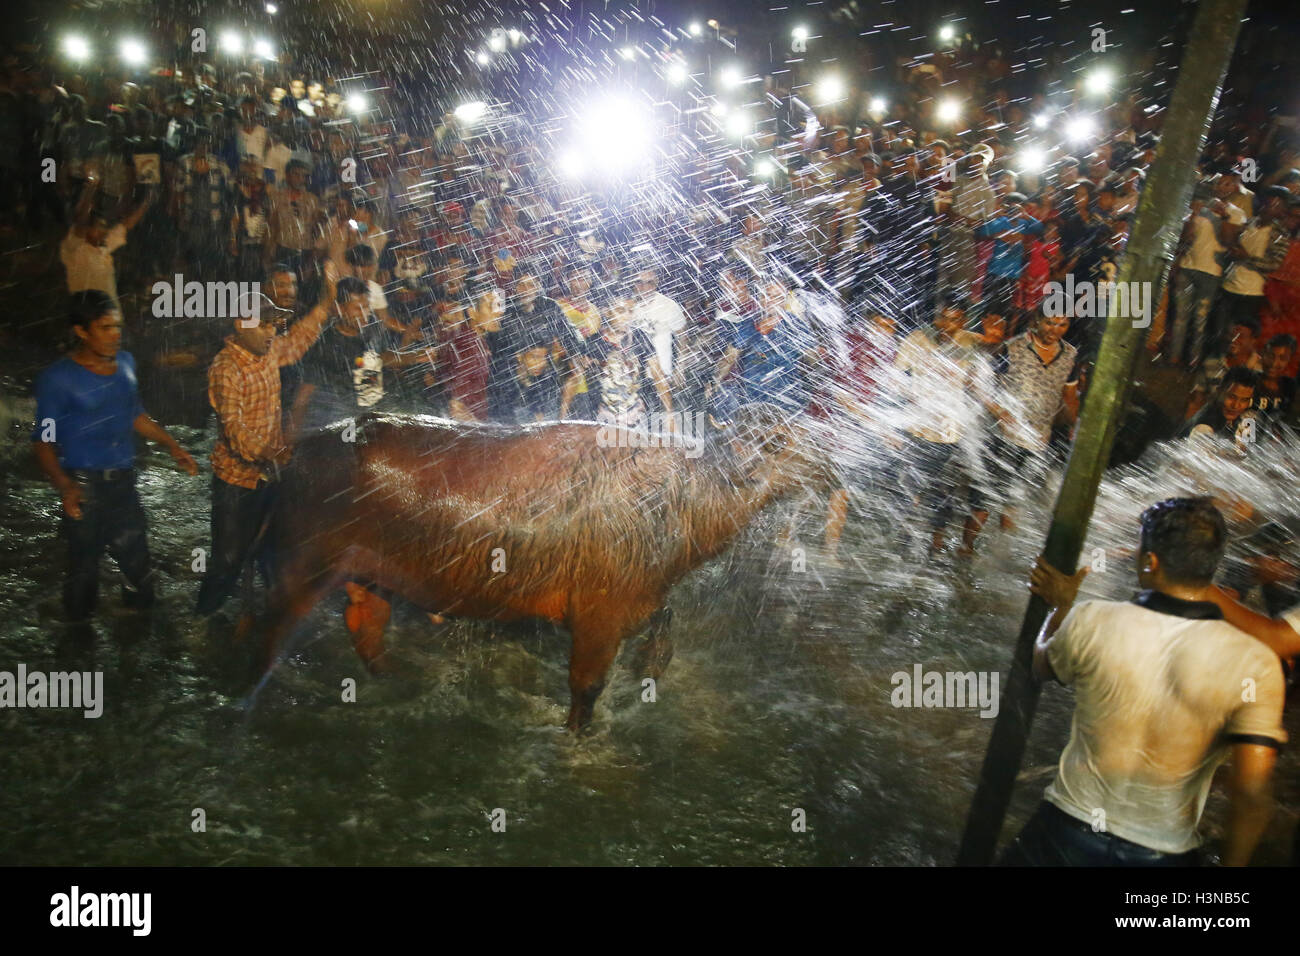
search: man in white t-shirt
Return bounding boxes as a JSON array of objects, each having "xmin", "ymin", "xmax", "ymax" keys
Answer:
[
  {"xmin": 59, "ymin": 175, "xmax": 153, "ymax": 300},
  {"xmin": 1002, "ymin": 498, "xmax": 1286, "ymax": 866},
  {"xmin": 632, "ymin": 267, "xmax": 687, "ymax": 380},
  {"xmin": 1170, "ymin": 176, "xmax": 1248, "ymax": 367},
  {"xmin": 1212, "ymin": 186, "xmax": 1293, "ymax": 358}
]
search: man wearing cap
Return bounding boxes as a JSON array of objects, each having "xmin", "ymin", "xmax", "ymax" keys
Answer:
[
  {"xmin": 975, "ymin": 191, "xmax": 1043, "ymax": 335},
  {"xmin": 196, "ymin": 268, "xmax": 336, "ymax": 617}
]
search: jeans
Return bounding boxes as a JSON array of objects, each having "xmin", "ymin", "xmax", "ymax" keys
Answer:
[
  {"xmin": 196, "ymin": 476, "xmax": 276, "ymax": 616},
  {"xmin": 61, "ymin": 469, "xmax": 155, "ymax": 621},
  {"xmin": 999, "ymin": 801, "xmax": 1202, "ymax": 867},
  {"xmin": 1170, "ymin": 269, "xmax": 1220, "ymax": 366}
]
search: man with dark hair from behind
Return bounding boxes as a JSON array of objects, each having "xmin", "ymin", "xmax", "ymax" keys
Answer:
[
  {"xmin": 32, "ymin": 291, "xmax": 199, "ymax": 624},
  {"xmin": 1000, "ymin": 498, "xmax": 1285, "ymax": 866}
]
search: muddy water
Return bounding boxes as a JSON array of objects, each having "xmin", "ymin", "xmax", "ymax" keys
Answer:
[{"xmin": 0, "ymin": 392, "xmax": 1296, "ymax": 865}]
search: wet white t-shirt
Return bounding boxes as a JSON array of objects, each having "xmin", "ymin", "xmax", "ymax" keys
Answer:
[{"xmin": 1045, "ymin": 596, "xmax": 1287, "ymax": 854}]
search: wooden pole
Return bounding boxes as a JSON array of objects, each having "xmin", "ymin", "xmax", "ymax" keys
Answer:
[{"xmin": 955, "ymin": 0, "xmax": 1249, "ymax": 866}]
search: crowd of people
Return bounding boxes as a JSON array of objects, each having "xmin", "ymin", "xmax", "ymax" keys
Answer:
[{"xmin": 9, "ymin": 9, "xmax": 1300, "ymax": 867}]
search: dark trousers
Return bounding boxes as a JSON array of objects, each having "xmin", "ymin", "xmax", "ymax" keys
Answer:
[
  {"xmin": 999, "ymin": 801, "xmax": 1202, "ymax": 867},
  {"xmin": 904, "ymin": 436, "xmax": 961, "ymax": 532},
  {"xmin": 62, "ymin": 470, "xmax": 155, "ymax": 621},
  {"xmin": 196, "ymin": 476, "xmax": 275, "ymax": 616}
]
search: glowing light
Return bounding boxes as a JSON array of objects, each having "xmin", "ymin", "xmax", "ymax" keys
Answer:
[
  {"xmin": 63, "ymin": 36, "xmax": 91, "ymax": 62},
  {"xmin": 667, "ymin": 62, "xmax": 689, "ymax": 85},
  {"xmin": 710, "ymin": 101, "xmax": 729, "ymax": 117},
  {"xmin": 720, "ymin": 66, "xmax": 742, "ymax": 89},
  {"xmin": 869, "ymin": 96, "xmax": 887, "ymax": 115},
  {"xmin": 487, "ymin": 33, "xmax": 507, "ymax": 53},
  {"xmin": 755, "ymin": 158, "xmax": 775, "ymax": 177},
  {"xmin": 817, "ymin": 74, "xmax": 846, "ymax": 103},
  {"xmin": 726, "ymin": 111, "xmax": 750, "ymax": 138},
  {"xmin": 1085, "ymin": 67, "xmax": 1113, "ymax": 96},
  {"xmin": 792, "ymin": 25, "xmax": 809, "ymax": 41},
  {"xmin": 220, "ymin": 31, "xmax": 244, "ymax": 55},
  {"xmin": 1018, "ymin": 147, "xmax": 1046, "ymax": 173},
  {"xmin": 253, "ymin": 39, "xmax": 274, "ymax": 59},
  {"xmin": 1033, "ymin": 113, "xmax": 1051, "ymax": 130},
  {"xmin": 119, "ymin": 39, "xmax": 147, "ymax": 66},
  {"xmin": 265, "ymin": 3, "xmax": 278, "ymax": 14},
  {"xmin": 1065, "ymin": 115, "xmax": 1096, "ymax": 142},
  {"xmin": 939, "ymin": 24, "xmax": 957, "ymax": 43},
  {"xmin": 558, "ymin": 150, "xmax": 585, "ymax": 178},
  {"xmin": 454, "ymin": 101, "xmax": 488, "ymax": 123},
  {"xmin": 688, "ymin": 22, "xmax": 703, "ymax": 36},
  {"xmin": 475, "ymin": 51, "xmax": 491, "ymax": 66},
  {"xmin": 565, "ymin": 95, "xmax": 654, "ymax": 177},
  {"xmin": 347, "ymin": 93, "xmax": 369, "ymax": 113},
  {"xmin": 508, "ymin": 29, "xmax": 523, "ymax": 44},
  {"xmin": 620, "ymin": 46, "xmax": 637, "ymax": 61},
  {"xmin": 937, "ymin": 98, "xmax": 961, "ymax": 123}
]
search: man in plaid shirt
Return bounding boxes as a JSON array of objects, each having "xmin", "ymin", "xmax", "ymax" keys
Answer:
[{"xmin": 196, "ymin": 268, "xmax": 336, "ymax": 617}]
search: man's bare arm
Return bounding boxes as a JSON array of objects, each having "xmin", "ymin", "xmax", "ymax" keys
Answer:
[
  {"xmin": 1206, "ymin": 587, "xmax": 1300, "ymax": 659},
  {"xmin": 1221, "ymin": 743, "xmax": 1277, "ymax": 866}
]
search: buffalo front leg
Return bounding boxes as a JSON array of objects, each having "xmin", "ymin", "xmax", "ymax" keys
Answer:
[
  {"xmin": 565, "ymin": 624, "xmax": 626, "ymax": 734},
  {"xmin": 629, "ymin": 606, "xmax": 674, "ymax": 680}
]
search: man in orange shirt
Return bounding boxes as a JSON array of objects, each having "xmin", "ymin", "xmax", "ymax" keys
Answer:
[{"xmin": 196, "ymin": 269, "xmax": 335, "ymax": 617}]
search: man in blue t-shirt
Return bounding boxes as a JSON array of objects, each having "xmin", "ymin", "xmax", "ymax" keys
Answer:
[
  {"xmin": 33, "ymin": 291, "xmax": 198, "ymax": 623},
  {"xmin": 711, "ymin": 275, "xmax": 817, "ymax": 414}
]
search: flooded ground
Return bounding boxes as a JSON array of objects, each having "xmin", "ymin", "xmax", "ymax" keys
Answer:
[{"xmin": 2, "ymin": 374, "xmax": 1297, "ymax": 865}]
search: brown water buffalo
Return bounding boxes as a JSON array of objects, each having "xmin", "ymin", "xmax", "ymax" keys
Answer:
[{"xmin": 262, "ymin": 408, "xmax": 837, "ymax": 730}]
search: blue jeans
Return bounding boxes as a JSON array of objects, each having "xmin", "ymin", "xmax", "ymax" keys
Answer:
[
  {"xmin": 999, "ymin": 801, "xmax": 1203, "ymax": 867},
  {"xmin": 1170, "ymin": 269, "xmax": 1220, "ymax": 366}
]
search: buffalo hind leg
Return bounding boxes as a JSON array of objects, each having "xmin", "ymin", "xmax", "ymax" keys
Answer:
[
  {"xmin": 344, "ymin": 582, "xmax": 395, "ymax": 674},
  {"xmin": 629, "ymin": 607, "xmax": 674, "ymax": 680}
]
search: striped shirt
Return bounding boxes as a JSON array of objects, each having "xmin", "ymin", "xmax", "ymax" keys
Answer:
[{"xmin": 208, "ymin": 320, "xmax": 322, "ymax": 488}]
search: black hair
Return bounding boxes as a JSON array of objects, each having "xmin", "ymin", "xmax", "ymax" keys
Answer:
[
  {"xmin": 335, "ymin": 276, "xmax": 368, "ymax": 303},
  {"xmin": 285, "ymin": 158, "xmax": 311, "ymax": 175},
  {"xmin": 1229, "ymin": 313, "xmax": 1261, "ymax": 337},
  {"xmin": 269, "ymin": 262, "xmax": 295, "ymax": 278},
  {"xmin": 1222, "ymin": 366, "xmax": 1260, "ymax": 392},
  {"xmin": 345, "ymin": 243, "xmax": 376, "ymax": 268},
  {"xmin": 69, "ymin": 290, "xmax": 118, "ymax": 330},
  {"xmin": 1138, "ymin": 498, "xmax": 1227, "ymax": 587},
  {"xmin": 1265, "ymin": 333, "xmax": 1298, "ymax": 353}
]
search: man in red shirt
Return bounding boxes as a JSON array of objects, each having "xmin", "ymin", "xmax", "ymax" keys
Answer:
[{"xmin": 196, "ymin": 269, "xmax": 336, "ymax": 617}]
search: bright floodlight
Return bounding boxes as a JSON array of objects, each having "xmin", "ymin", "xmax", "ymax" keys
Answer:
[
  {"xmin": 487, "ymin": 33, "xmax": 507, "ymax": 53},
  {"xmin": 120, "ymin": 39, "xmax": 146, "ymax": 66},
  {"xmin": 1018, "ymin": 147, "xmax": 1045, "ymax": 173},
  {"xmin": 455, "ymin": 101, "xmax": 488, "ymax": 123},
  {"xmin": 347, "ymin": 93, "xmax": 369, "ymax": 113},
  {"xmin": 869, "ymin": 96, "xmax": 887, "ymax": 114},
  {"xmin": 756, "ymin": 158, "xmax": 775, "ymax": 177},
  {"xmin": 817, "ymin": 74, "xmax": 845, "ymax": 102},
  {"xmin": 1065, "ymin": 115, "xmax": 1096, "ymax": 142},
  {"xmin": 720, "ymin": 66, "xmax": 742, "ymax": 89},
  {"xmin": 792, "ymin": 25, "xmax": 809, "ymax": 41},
  {"xmin": 559, "ymin": 150, "xmax": 585, "ymax": 178},
  {"xmin": 937, "ymin": 97, "xmax": 961, "ymax": 123},
  {"xmin": 1033, "ymin": 113, "xmax": 1051, "ymax": 130},
  {"xmin": 726, "ymin": 112, "xmax": 750, "ymax": 138},
  {"xmin": 689, "ymin": 22, "xmax": 703, "ymax": 36},
  {"xmin": 939, "ymin": 24, "xmax": 957, "ymax": 43},
  {"xmin": 570, "ymin": 96, "xmax": 653, "ymax": 176},
  {"xmin": 220, "ymin": 31, "xmax": 243, "ymax": 54},
  {"xmin": 265, "ymin": 3, "xmax": 278, "ymax": 14},
  {"xmin": 620, "ymin": 46, "xmax": 637, "ymax": 61},
  {"xmin": 253, "ymin": 39, "xmax": 274, "ymax": 59},
  {"xmin": 1085, "ymin": 67, "xmax": 1113, "ymax": 96},
  {"xmin": 508, "ymin": 29, "xmax": 522, "ymax": 44},
  {"xmin": 475, "ymin": 51, "xmax": 491, "ymax": 66},
  {"xmin": 710, "ymin": 100, "xmax": 729, "ymax": 117},
  {"xmin": 667, "ymin": 62, "xmax": 688, "ymax": 85},
  {"xmin": 63, "ymin": 36, "xmax": 90, "ymax": 62}
]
